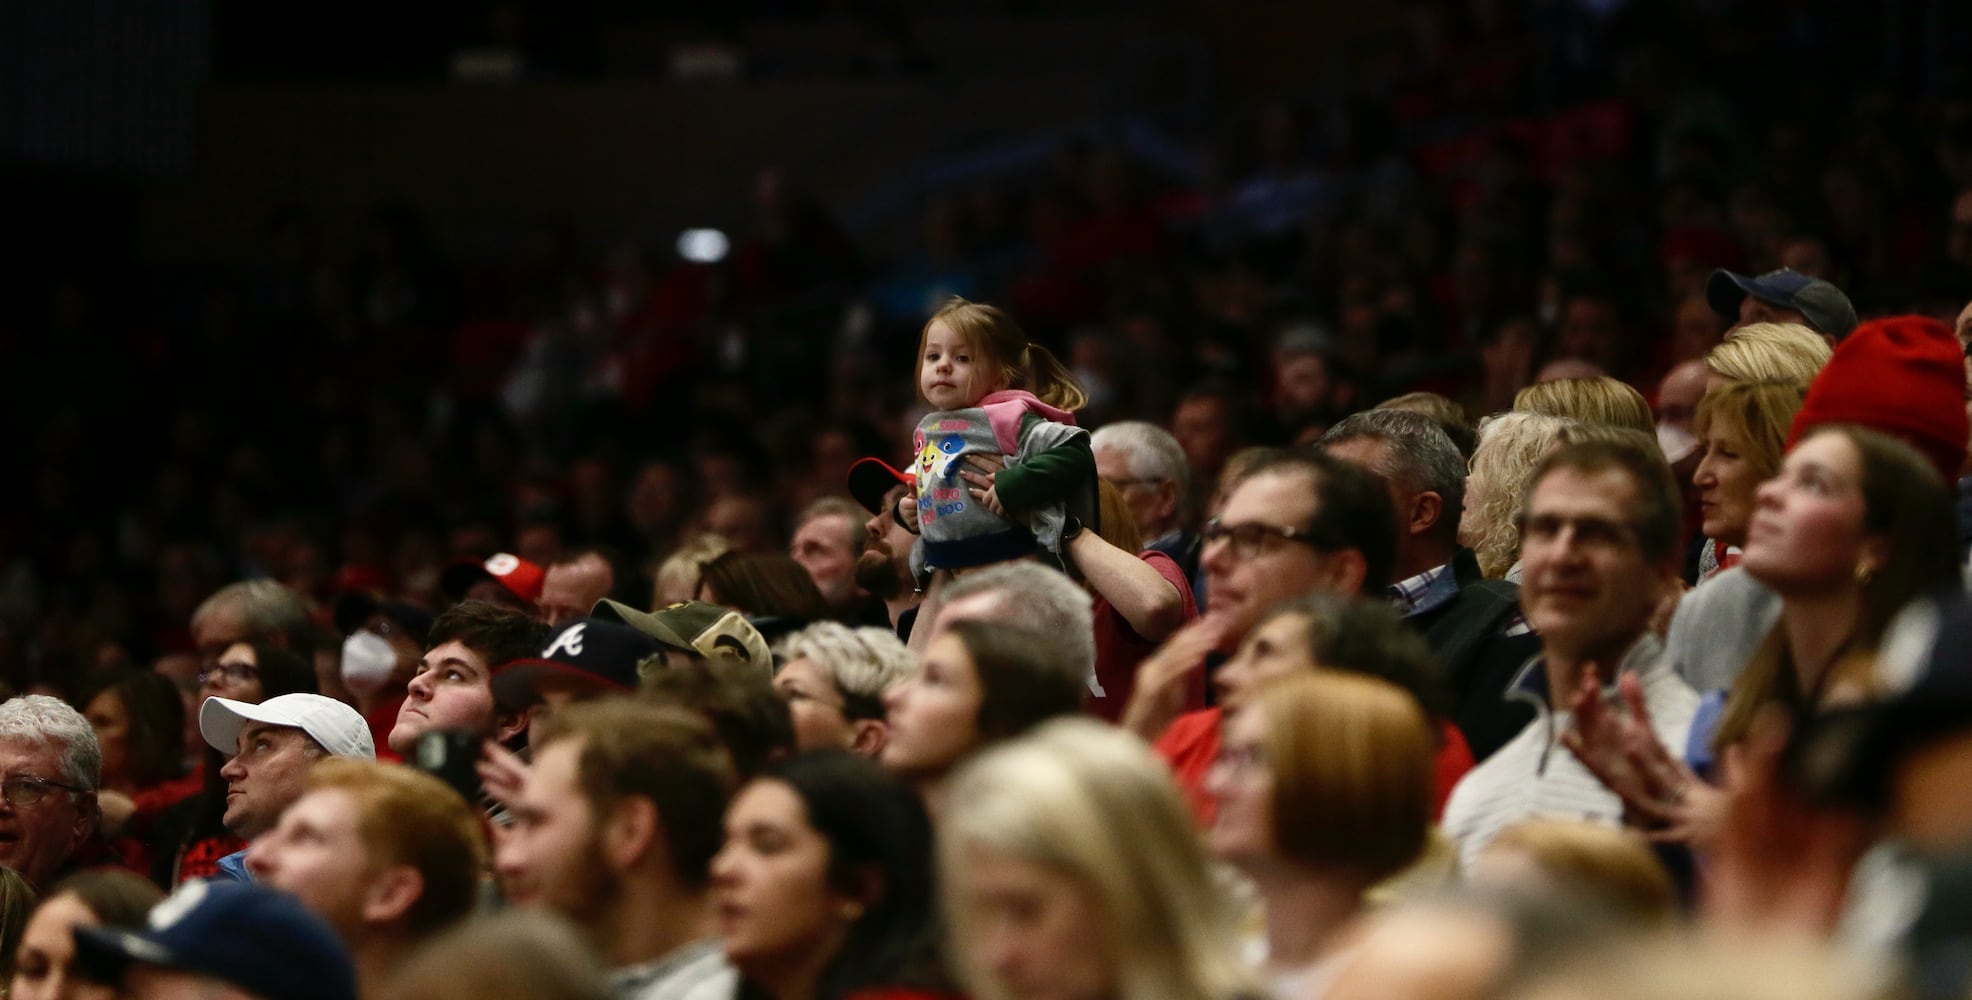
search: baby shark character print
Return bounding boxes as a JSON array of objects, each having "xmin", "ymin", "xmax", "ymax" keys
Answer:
[{"xmin": 915, "ymin": 434, "xmax": 967, "ymax": 489}]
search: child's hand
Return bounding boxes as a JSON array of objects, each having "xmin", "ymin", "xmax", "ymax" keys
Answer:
[
  {"xmin": 898, "ymin": 494, "xmax": 919, "ymax": 527},
  {"xmin": 961, "ymin": 455, "xmax": 1008, "ymax": 517}
]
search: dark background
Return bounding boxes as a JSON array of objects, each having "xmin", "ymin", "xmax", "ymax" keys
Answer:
[{"xmin": 3, "ymin": 0, "xmax": 1970, "ymax": 691}]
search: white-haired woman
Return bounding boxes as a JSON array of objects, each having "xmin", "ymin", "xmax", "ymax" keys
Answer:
[
  {"xmin": 773, "ymin": 622, "xmax": 917, "ymax": 756},
  {"xmin": 1460, "ymin": 411, "xmax": 1574, "ymax": 580},
  {"xmin": 940, "ymin": 718, "xmax": 1255, "ymax": 1000}
]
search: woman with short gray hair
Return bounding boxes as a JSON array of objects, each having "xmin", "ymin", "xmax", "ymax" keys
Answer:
[{"xmin": 772, "ymin": 622, "xmax": 916, "ymax": 756}]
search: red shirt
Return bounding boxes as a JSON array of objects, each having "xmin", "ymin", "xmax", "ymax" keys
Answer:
[
  {"xmin": 1087, "ymin": 551, "xmax": 1202, "ymax": 723},
  {"xmin": 366, "ymin": 693, "xmax": 407, "ymax": 763},
  {"xmin": 1154, "ymin": 707, "xmax": 1475, "ymax": 828}
]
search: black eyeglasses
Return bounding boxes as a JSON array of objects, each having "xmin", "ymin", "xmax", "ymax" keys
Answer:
[
  {"xmin": 1200, "ymin": 518, "xmax": 1325, "ymax": 560},
  {"xmin": 0, "ymin": 776, "xmax": 86, "ymax": 807},
  {"xmin": 1513, "ymin": 512, "xmax": 1642, "ymax": 553},
  {"xmin": 198, "ymin": 660, "xmax": 259, "ymax": 687}
]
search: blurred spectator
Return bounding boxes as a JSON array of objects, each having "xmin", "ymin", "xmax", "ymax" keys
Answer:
[
  {"xmin": 771, "ymin": 623, "xmax": 914, "ymax": 756},
  {"xmin": 1322, "ymin": 409, "xmax": 1541, "ymax": 760},
  {"xmin": 10, "ymin": 870, "xmax": 162, "ymax": 1000},
  {"xmin": 788, "ymin": 498, "xmax": 881, "ymax": 625},
  {"xmin": 246, "ymin": 760, "xmax": 485, "ymax": 995},
  {"xmin": 538, "ymin": 550, "xmax": 617, "ymax": 628},
  {"xmin": 493, "ymin": 700, "xmax": 736, "ymax": 1000},
  {"xmin": 1092, "ymin": 421, "xmax": 1198, "ymax": 579},
  {"xmin": 1441, "ymin": 438, "xmax": 1699, "ymax": 868}
]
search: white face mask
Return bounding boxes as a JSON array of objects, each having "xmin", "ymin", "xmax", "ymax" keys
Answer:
[{"xmin": 340, "ymin": 630, "xmax": 399, "ymax": 697}]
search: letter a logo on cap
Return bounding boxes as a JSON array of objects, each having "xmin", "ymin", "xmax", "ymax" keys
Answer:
[{"xmin": 543, "ymin": 623, "xmax": 587, "ymax": 661}]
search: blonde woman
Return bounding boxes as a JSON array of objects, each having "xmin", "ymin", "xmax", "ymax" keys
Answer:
[
  {"xmin": 654, "ymin": 533, "xmax": 733, "ymax": 606},
  {"xmin": 1460, "ymin": 412, "xmax": 1574, "ymax": 580},
  {"xmin": 941, "ymin": 719, "xmax": 1254, "ymax": 1000},
  {"xmin": 1690, "ymin": 381, "xmax": 1808, "ymax": 580},
  {"xmin": 1703, "ymin": 322, "xmax": 1831, "ymax": 387},
  {"xmin": 1513, "ymin": 377, "xmax": 1656, "ymax": 435}
]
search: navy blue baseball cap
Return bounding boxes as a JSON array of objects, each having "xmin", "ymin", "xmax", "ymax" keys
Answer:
[
  {"xmin": 1706, "ymin": 267, "xmax": 1859, "ymax": 339},
  {"xmin": 490, "ymin": 617, "xmax": 663, "ymax": 710},
  {"xmin": 73, "ymin": 879, "xmax": 355, "ymax": 1000},
  {"xmin": 331, "ymin": 592, "xmax": 434, "ymax": 643}
]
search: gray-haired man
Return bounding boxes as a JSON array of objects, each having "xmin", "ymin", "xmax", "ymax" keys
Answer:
[{"xmin": 0, "ymin": 695, "xmax": 105, "ymax": 888}]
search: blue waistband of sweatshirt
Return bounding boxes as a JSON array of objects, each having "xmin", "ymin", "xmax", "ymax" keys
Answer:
[{"xmin": 923, "ymin": 528, "xmax": 1037, "ymax": 571}]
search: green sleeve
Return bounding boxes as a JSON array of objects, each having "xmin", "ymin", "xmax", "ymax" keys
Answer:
[{"xmin": 995, "ymin": 429, "xmax": 1093, "ymax": 514}]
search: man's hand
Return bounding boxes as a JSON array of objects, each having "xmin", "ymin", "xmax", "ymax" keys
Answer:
[
  {"xmin": 1561, "ymin": 670, "xmax": 1722, "ymax": 846},
  {"xmin": 960, "ymin": 454, "xmax": 1008, "ymax": 518},
  {"xmin": 1120, "ymin": 617, "xmax": 1227, "ymax": 742}
]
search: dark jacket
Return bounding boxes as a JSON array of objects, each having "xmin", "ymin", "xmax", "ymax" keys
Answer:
[{"xmin": 1409, "ymin": 575, "xmax": 1543, "ymax": 763}]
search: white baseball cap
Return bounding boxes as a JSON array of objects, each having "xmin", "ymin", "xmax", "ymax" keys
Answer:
[{"xmin": 200, "ymin": 694, "xmax": 376, "ymax": 760}]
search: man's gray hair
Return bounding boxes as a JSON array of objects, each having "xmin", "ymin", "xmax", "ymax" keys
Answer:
[
  {"xmin": 776, "ymin": 622, "xmax": 916, "ymax": 705},
  {"xmin": 1092, "ymin": 420, "xmax": 1193, "ymax": 532},
  {"xmin": 1090, "ymin": 421, "xmax": 1191, "ymax": 501},
  {"xmin": 1321, "ymin": 409, "xmax": 1467, "ymax": 540},
  {"xmin": 191, "ymin": 579, "xmax": 314, "ymax": 652},
  {"xmin": 940, "ymin": 562, "xmax": 1095, "ymax": 684},
  {"xmin": 0, "ymin": 696, "xmax": 101, "ymax": 790}
]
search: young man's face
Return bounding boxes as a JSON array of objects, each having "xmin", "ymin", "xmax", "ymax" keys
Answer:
[
  {"xmin": 493, "ymin": 739, "xmax": 616, "ymax": 920},
  {"xmin": 388, "ymin": 640, "xmax": 511, "ymax": 756},
  {"xmin": 245, "ymin": 787, "xmax": 379, "ymax": 940}
]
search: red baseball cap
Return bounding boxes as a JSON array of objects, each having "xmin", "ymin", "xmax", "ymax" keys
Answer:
[
  {"xmin": 847, "ymin": 457, "xmax": 914, "ymax": 515},
  {"xmin": 439, "ymin": 552, "xmax": 546, "ymax": 607}
]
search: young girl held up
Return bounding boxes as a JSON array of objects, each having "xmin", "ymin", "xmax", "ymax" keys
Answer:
[{"xmin": 877, "ymin": 298, "xmax": 1096, "ymax": 586}]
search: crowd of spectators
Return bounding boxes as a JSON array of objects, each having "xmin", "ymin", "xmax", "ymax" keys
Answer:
[{"xmin": 3, "ymin": 1, "xmax": 1972, "ymax": 998}]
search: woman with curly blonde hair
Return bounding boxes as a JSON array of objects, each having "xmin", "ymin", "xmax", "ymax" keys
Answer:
[{"xmin": 1460, "ymin": 411, "xmax": 1575, "ymax": 580}]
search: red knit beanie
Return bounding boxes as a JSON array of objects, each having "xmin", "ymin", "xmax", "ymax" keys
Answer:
[{"xmin": 1786, "ymin": 315, "xmax": 1969, "ymax": 481}]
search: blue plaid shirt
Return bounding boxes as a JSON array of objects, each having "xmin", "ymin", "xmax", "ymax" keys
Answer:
[
  {"xmin": 1388, "ymin": 563, "xmax": 1533, "ymax": 636},
  {"xmin": 1387, "ymin": 564, "xmax": 1459, "ymax": 617}
]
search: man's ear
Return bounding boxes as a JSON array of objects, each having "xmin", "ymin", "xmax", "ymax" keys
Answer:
[
  {"xmin": 602, "ymin": 796, "xmax": 660, "ymax": 872},
  {"xmin": 362, "ymin": 865, "xmax": 425, "ymax": 926},
  {"xmin": 493, "ymin": 712, "xmax": 528, "ymax": 745},
  {"xmin": 72, "ymin": 792, "xmax": 100, "ymax": 846},
  {"xmin": 847, "ymin": 720, "xmax": 888, "ymax": 758},
  {"xmin": 1409, "ymin": 491, "xmax": 1444, "ymax": 538},
  {"xmin": 1322, "ymin": 548, "xmax": 1370, "ymax": 596},
  {"xmin": 1154, "ymin": 480, "xmax": 1181, "ymax": 523}
]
